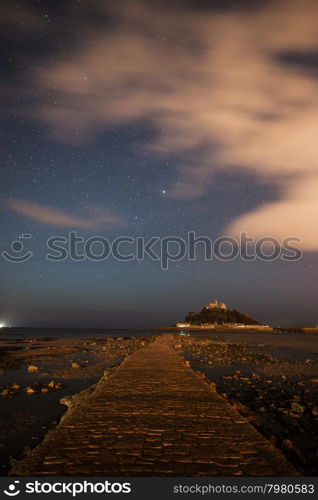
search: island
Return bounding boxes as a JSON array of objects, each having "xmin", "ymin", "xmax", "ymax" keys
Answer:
[{"xmin": 175, "ymin": 299, "xmax": 273, "ymax": 331}]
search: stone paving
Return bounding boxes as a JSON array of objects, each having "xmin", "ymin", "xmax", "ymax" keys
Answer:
[{"xmin": 10, "ymin": 335, "xmax": 299, "ymax": 476}]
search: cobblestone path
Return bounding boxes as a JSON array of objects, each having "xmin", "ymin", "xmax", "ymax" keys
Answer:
[{"xmin": 10, "ymin": 335, "xmax": 299, "ymax": 476}]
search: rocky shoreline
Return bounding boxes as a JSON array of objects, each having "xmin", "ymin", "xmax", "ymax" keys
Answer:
[
  {"xmin": 181, "ymin": 335, "xmax": 318, "ymax": 476},
  {"xmin": 1, "ymin": 333, "xmax": 317, "ymax": 476},
  {"xmin": 0, "ymin": 335, "xmax": 152, "ymax": 474}
]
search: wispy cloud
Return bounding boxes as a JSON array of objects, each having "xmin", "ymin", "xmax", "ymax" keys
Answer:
[
  {"xmin": 26, "ymin": 0, "xmax": 318, "ymax": 248},
  {"xmin": 3, "ymin": 199, "xmax": 123, "ymax": 229}
]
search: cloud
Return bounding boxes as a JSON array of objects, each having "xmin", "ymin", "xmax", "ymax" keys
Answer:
[
  {"xmin": 31, "ymin": 0, "xmax": 318, "ymax": 248},
  {"xmin": 3, "ymin": 199, "xmax": 123, "ymax": 229},
  {"xmin": 226, "ymin": 175, "xmax": 318, "ymax": 250}
]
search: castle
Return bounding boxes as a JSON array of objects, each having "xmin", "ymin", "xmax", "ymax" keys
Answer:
[
  {"xmin": 177, "ymin": 298, "xmax": 263, "ymax": 328},
  {"xmin": 204, "ymin": 299, "xmax": 227, "ymax": 310}
]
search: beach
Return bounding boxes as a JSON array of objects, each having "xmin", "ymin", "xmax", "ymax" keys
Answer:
[{"xmin": 1, "ymin": 330, "xmax": 317, "ymax": 476}]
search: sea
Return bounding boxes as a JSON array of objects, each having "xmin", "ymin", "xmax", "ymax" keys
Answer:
[
  {"xmin": 2, "ymin": 326, "xmax": 318, "ymax": 351},
  {"xmin": 0, "ymin": 327, "xmax": 163, "ymax": 340}
]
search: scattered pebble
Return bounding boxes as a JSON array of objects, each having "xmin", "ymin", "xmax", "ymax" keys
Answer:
[
  {"xmin": 25, "ymin": 387, "xmax": 36, "ymax": 394},
  {"xmin": 181, "ymin": 335, "xmax": 318, "ymax": 475},
  {"xmin": 27, "ymin": 365, "xmax": 39, "ymax": 373}
]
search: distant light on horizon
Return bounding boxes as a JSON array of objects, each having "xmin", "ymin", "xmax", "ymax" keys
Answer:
[{"xmin": 0, "ymin": 323, "xmax": 6, "ymax": 328}]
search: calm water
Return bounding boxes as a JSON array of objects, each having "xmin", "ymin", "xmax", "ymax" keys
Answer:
[
  {"xmin": 2, "ymin": 328, "xmax": 318, "ymax": 350},
  {"xmin": 0, "ymin": 327, "xmax": 161, "ymax": 340}
]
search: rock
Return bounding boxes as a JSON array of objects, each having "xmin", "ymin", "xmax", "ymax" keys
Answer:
[
  {"xmin": 11, "ymin": 383, "xmax": 20, "ymax": 391},
  {"xmin": 60, "ymin": 395, "xmax": 73, "ymax": 408},
  {"xmin": 282, "ymin": 439, "xmax": 294, "ymax": 450},
  {"xmin": 269, "ymin": 435, "xmax": 277, "ymax": 445},
  {"xmin": 27, "ymin": 365, "xmax": 39, "ymax": 373},
  {"xmin": 292, "ymin": 395, "xmax": 301, "ymax": 401},
  {"xmin": 48, "ymin": 380, "xmax": 62, "ymax": 390},
  {"xmin": 310, "ymin": 378, "xmax": 318, "ymax": 383},
  {"xmin": 71, "ymin": 362, "xmax": 80, "ymax": 369},
  {"xmin": 25, "ymin": 387, "xmax": 36, "ymax": 394},
  {"xmin": 291, "ymin": 402, "xmax": 305, "ymax": 414},
  {"xmin": 207, "ymin": 381, "xmax": 217, "ymax": 391},
  {"xmin": 41, "ymin": 387, "xmax": 49, "ymax": 393},
  {"xmin": 231, "ymin": 401, "xmax": 249, "ymax": 413},
  {"xmin": 1, "ymin": 389, "xmax": 10, "ymax": 397}
]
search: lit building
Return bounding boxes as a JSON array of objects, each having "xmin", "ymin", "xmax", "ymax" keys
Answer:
[{"xmin": 204, "ymin": 299, "xmax": 227, "ymax": 310}]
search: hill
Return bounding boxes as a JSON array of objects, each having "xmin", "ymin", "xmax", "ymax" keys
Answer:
[{"xmin": 184, "ymin": 299, "xmax": 260, "ymax": 326}]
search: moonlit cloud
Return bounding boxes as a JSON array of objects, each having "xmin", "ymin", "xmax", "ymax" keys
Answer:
[
  {"xmin": 3, "ymin": 199, "xmax": 123, "ymax": 229},
  {"xmin": 33, "ymin": 0, "xmax": 318, "ymax": 248},
  {"xmin": 226, "ymin": 175, "xmax": 318, "ymax": 250}
]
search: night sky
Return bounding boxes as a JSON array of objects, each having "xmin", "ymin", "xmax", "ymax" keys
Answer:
[{"xmin": 1, "ymin": 0, "xmax": 317, "ymax": 328}]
